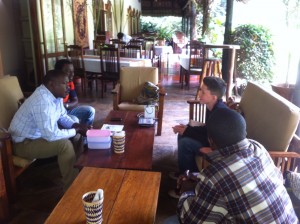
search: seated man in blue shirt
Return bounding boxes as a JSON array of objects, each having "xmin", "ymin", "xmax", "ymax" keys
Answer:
[
  {"xmin": 165, "ymin": 108, "xmax": 298, "ymax": 223},
  {"xmin": 9, "ymin": 70, "xmax": 90, "ymax": 190},
  {"xmin": 55, "ymin": 59, "xmax": 95, "ymax": 126}
]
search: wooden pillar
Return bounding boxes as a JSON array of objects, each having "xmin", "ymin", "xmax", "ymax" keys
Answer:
[
  {"xmin": 190, "ymin": 1, "xmax": 197, "ymax": 40},
  {"xmin": 222, "ymin": 0, "xmax": 234, "ymax": 83}
]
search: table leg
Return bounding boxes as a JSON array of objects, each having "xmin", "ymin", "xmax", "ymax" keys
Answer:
[{"xmin": 226, "ymin": 49, "xmax": 236, "ymax": 101}]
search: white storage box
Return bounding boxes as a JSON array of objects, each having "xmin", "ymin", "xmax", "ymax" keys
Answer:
[
  {"xmin": 87, "ymin": 129, "xmax": 112, "ymax": 149},
  {"xmin": 87, "ymin": 129, "xmax": 111, "ymax": 142},
  {"xmin": 88, "ymin": 138, "xmax": 111, "ymax": 150}
]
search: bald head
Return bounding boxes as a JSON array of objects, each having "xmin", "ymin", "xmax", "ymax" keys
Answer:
[{"xmin": 206, "ymin": 108, "xmax": 247, "ymax": 148}]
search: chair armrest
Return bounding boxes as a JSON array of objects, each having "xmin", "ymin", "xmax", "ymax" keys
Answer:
[
  {"xmin": 268, "ymin": 151, "xmax": 300, "ymax": 174},
  {"xmin": 0, "ymin": 132, "xmax": 16, "ymax": 201},
  {"xmin": 187, "ymin": 99, "xmax": 201, "ymax": 105},
  {"xmin": 111, "ymin": 83, "xmax": 120, "ymax": 94},
  {"xmin": 156, "ymin": 84, "xmax": 166, "ymax": 136},
  {"xmin": 157, "ymin": 84, "xmax": 166, "ymax": 96},
  {"xmin": 111, "ymin": 83, "xmax": 121, "ymax": 110}
]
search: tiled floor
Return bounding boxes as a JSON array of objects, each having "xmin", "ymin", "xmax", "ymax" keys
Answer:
[{"xmin": 6, "ymin": 60, "xmax": 202, "ymax": 224}]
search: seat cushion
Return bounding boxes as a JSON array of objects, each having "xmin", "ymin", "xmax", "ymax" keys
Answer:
[
  {"xmin": 240, "ymin": 82, "xmax": 300, "ymax": 151},
  {"xmin": 0, "ymin": 76, "xmax": 24, "ymax": 129},
  {"xmin": 118, "ymin": 102, "xmax": 145, "ymax": 111},
  {"xmin": 120, "ymin": 67, "xmax": 158, "ymax": 102}
]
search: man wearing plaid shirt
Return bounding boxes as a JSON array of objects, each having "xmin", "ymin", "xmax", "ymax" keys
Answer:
[{"xmin": 165, "ymin": 108, "xmax": 298, "ymax": 223}]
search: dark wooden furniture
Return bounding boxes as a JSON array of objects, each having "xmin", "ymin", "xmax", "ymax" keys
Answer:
[
  {"xmin": 45, "ymin": 167, "xmax": 161, "ymax": 224},
  {"xmin": 181, "ymin": 41, "xmax": 205, "ymax": 89},
  {"xmin": 99, "ymin": 46, "xmax": 120, "ymax": 98},
  {"xmin": 75, "ymin": 110, "xmax": 155, "ymax": 170},
  {"xmin": 65, "ymin": 45, "xmax": 88, "ymax": 92},
  {"xmin": 124, "ymin": 45, "xmax": 143, "ymax": 58}
]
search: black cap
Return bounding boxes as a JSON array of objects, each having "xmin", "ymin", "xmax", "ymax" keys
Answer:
[{"xmin": 206, "ymin": 108, "xmax": 247, "ymax": 148}]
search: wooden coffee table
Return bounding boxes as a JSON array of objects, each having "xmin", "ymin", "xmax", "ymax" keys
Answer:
[
  {"xmin": 45, "ymin": 167, "xmax": 161, "ymax": 224},
  {"xmin": 75, "ymin": 110, "xmax": 155, "ymax": 170}
]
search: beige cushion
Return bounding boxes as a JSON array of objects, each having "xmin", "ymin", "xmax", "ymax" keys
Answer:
[
  {"xmin": 240, "ymin": 82, "xmax": 300, "ymax": 151},
  {"xmin": 0, "ymin": 75, "xmax": 24, "ymax": 129},
  {"xmin": 118, "ymin": 102, "xmax": 145, "ymax": 111},
  {"xmin": 120, "ymin": 67, "xmax": 158, "ymax": 102}
]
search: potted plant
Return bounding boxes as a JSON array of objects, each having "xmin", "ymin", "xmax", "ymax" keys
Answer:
[{"xmin": 156, "ymin": 26, "xmax": 173, "ymax": 46}]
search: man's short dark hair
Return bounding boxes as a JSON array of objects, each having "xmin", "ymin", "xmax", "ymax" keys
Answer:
[
  {"xmin": 55, "ymin": 59, "xmax": 72, "ymax": 70},
  {"xmin": 43, "ymin": 69, "xmax": 67, "ymax": 85},
  {"xmin": 117, "ymin": 32, "xmax": 124, "ymax": 40},
  {"xmin": 206, "ymin": 108, "xmax": 247, "ymax": 148},
  {"xmin": 203, "ymin": 77, "xmax": 226, "ymax": 99}
]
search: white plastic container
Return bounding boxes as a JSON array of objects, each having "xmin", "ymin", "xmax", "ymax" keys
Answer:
[
  {"xmin": 88, "ymin": 138, "xmax": 111, "ymax": 150},
  {"xmin": 87, "ymin": 129, "xmax": 111, "ymax": 142},
  {"xmin": 87, "ymin": 129, "xmax": 112, "ymax": 149}
]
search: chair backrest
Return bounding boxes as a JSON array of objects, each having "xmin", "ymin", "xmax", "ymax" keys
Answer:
[
  {"xmin": 100, "ymin": 47, "xmax": 120, "ymax": 79},
  {"xmin": 65, "ymin": 44, "xmax": 85, "ymax": 71},
  {"xmin": 240, "ymin": 81, "xmax": 300, "ymax": 151},
  {"xmin": 93, "ymin": 40, "xmax": 108, "ymax": 55},
  {"xmin": 120, "ymin": 67, "xmax": 158, "ymax": 102},
  {"xmin": 0, "ymin": 76, "xmax": 24, "ymax": 129},
  {"xmin": 128, "ymin": 39, "xmax": 144, "ymax": 47},
  {"xmin": 186, "ymin": 41, "xmax": 205, "ymax": 71},
  {"xmin": 124, "ymin": 45, "xmax": 142, "ymax": 58}
]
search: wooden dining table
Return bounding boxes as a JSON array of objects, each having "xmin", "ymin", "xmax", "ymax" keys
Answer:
[
  {"xmin": 44, "ymin": 167, "xmax": 161, "ymax": 224},
  {"xmin": 83, "ymin": 55, "xmax": 152, "ymax": 73}
]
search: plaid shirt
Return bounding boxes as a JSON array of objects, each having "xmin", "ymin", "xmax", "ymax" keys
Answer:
[
  {"xmin": 177, "ymin": 139, "xmax": 299, "ymax": 224},
  {"xmin": 9, "ymin": 85, "xmax": 76, "ymax": 143}
]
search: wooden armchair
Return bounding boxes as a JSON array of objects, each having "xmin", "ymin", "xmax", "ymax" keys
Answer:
[
  {"xmin": 0, "ymin": 76, "xmax": 35, "ymax": 221},
  {"xmin": 111, "ymin": 67, "xmax": 166, "ymax": 136},
  {"xmin": 188, "ymin": 81, "xmax": 300, "ymax": 171}
]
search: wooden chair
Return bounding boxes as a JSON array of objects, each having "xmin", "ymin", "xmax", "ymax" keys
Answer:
[
  {"xmin": 110, "ymin": 39, "xmax": 126, "ymax": 57},
  {"xmin": 99, "ymin": 46, "xmax": 120, "ymax": 98},
  {"xmin": 92, "ymin": 39, "xmax": 110, "ymax": 55},
  {"xmin": 66, "ymin": 44, "xmax": 101, "ymax": 91},
  {"xmin": 181, "ymin": 41, "xmax": 205, "ymax": 89},
  {"xmin": 128, "ymin": 39, "xmax": 144, "ymax": 47},
  {"xmin": 111, "ymin": 67, "xmax": 166, "ymax": 136},
  {"xmin": 65, "ymin": 45, "xmax": 87, "ymax": 92},
  {"xmin": 124, "ymin": 45, "xmax": 142, "ymax": 59},
  {"xmin": 0, "ymin": 76, "xmax": 35, "ymax": 221}
]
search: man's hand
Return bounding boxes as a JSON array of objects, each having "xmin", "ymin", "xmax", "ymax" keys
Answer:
[
  {"xmin": 177, "ymin": 171, "xmax": 198, "ymax": 194},
  {"xmin": 172, "ymin": 124, "xmax": 187, "ymax": 135},
  {"xmin": 72, "ymin": 123, "xmax": 92, "ymax": 136}
]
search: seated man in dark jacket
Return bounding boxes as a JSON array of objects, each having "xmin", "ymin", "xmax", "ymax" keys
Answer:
[{"xmin": 169, "ymin": 76, "xmax": 228, "ymax": 198}]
